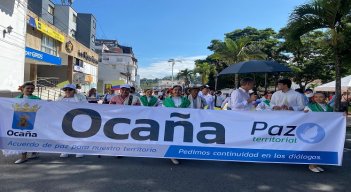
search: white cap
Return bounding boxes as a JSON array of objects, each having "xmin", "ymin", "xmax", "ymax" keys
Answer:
[
  {"xmin": 120, "ymin": 84, "xmax": 131, "ymax": 89},
  {"xmin": 63, "ymin": 84, "xmax": 76, "ymax": 90}
]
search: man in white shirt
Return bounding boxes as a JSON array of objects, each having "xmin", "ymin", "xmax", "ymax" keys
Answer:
[
  {"xmin": 230, "ymin": 78, "xmax": 257, "ymax": 111},
  {"xmin": 199, "ymin": 85, "xmax": 214, "ymax": 109},
  {"xmin": 270, "ymin": 79, "xmax": 305, "ymax": 111}
]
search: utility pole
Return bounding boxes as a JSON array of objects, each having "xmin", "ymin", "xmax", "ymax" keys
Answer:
[{"xmin": 168, "ymin": 59, "xmax": 182, "ymax": 87}]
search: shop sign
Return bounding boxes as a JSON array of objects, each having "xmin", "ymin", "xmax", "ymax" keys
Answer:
[
  {"xmin": 28, "ymin": 16, "xmax": 65, "ymax": 43},
  {"xmin": 25, "ymin": 47, "xmax": 61, "ymax": 65},
  {"xmin": 78, "ymin": 50, "xmax": 98, "ymax": 64}
]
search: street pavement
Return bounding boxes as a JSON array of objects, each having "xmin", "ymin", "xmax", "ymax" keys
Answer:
[{"xmin": 1, "ymin": 139, "xmax": 351, "ymax": 192}]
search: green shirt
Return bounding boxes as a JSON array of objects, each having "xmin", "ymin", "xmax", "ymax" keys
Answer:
[
  {"xmin": 140, "ymin": 95, "xmax": 158, "ymax": 106},
  {"xmin": 163, "ymin": 96, "xmax": 190, "ymax": 108},
  {"xmin": 307, "ymin": 103, "xmax": 333, "ymax": 112},
  {"xmin": 15, "ymin": 94, "xmax": 41, "ymax": 100}
]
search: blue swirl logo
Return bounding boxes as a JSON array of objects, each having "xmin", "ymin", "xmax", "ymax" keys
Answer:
[{"xmin": 296, "ymin": 123, "xmax": 325, "ymax": 144}]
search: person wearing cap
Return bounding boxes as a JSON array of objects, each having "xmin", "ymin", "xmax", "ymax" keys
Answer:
[
  {"xmin": 271, "ymin": 79, "xmax": 305, "ymax": 111},
  {"xmin": 58, "ymin": 84, "xmax": 87, "ymax": 103},
  {"xmin": 230, "ymin": 78, "xmax": 257, "ymax": 111},
  {"xmin": 199, "ymin": 85, "xmax": 214, "ymax": 110},
  {"xmin": 304, "ymin": 92, "xmax": 333, "ymax": 173},
  {"xmin": 140, "ymin": 88, "xmax": 161, "ymax": 107},
  {"xmin": 187, "ymin": 87, "xmax": 207, "ymax": 109},
  {"xmin": 10, "ymin": 81, "xmax": 41, "ymax": 164},
  {"xmin": 109, "ymin": 84, "xmax": 141, "ymax": 106},
  {"xmin": 57, "ymin": 84, "xmax": 88, "ymax": 158},
  {"xmin": 163, "ymin": 85, "xmax": 191, "ymax": 165}
]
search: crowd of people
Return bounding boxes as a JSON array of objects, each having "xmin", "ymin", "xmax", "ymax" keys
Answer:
[{"xmin": 6, "ymin": 78, "xmax": 350, "ymax": 173}]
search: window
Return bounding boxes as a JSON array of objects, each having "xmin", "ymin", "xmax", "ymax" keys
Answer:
[
  {"xmin": 73, "ymin": 14, "xmax": 77, "ymax": 23},
  {"xmin": 75, "ymin": 58, "xmax": 83, "ymax": 67},
  {"xmin": 71, "ymin": 29, "xmax": 76, "ymax": 38},
  {"xmin": 91, "ymin": 34, "xmax": 95, "ymax": 43},
  {"xmin": 48, "ymin": 5, "xmax": 54, "ymax": 15},
  {"xmin": 103, "ymin": 56, "xmax": 109, "ymax": 61},
  {"xmin": 93, "ymin": 19, "xmax": 96, "ymax": 29},
  {"xmin": 41, "ymin": 34, "xmax": 57, "ymax": 56}
]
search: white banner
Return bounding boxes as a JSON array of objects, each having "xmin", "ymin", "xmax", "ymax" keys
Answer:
[{"xmin": 0, "ymin": 98, "xmax": 346, "ymax": 165}]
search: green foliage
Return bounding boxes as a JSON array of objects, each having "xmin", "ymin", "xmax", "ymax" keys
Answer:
[
  {"xmin": 285, "ymin": 0, "xmax": 351, "ymax": 111},
  {"xmin": 176, "ymin": 69, "xmax": 194, "ymax": 87},
  {"xmin": 194, "ymin": 62, "xmax": 216, "ymax": 85},
  {"xmin": 280, "ymin": 30, "xmax": 335, "ymax": 90}
]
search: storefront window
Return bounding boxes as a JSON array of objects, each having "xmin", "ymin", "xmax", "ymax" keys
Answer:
[{"xmin": 41, "ymin": 34, "xmax": 57, "ymax": 56}]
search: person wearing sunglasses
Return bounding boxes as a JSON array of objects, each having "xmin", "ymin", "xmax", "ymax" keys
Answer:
[
  {"xmin": 10, "ymin": 82, "xmax": 41, "ymax": 164},
  {"xmin": 57, "ymin": 84, "xmax": 88, "ymax": 158}
]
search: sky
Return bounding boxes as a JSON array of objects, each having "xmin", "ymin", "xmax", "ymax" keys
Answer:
[{"xmin": 71, "ymin": 0, "xmax": 307, "ymax": 79}]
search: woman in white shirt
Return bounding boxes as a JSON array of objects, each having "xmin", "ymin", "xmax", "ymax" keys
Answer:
[{"xmin": 57, "ymin": 84, "xmax": 88, "ymax": 158}]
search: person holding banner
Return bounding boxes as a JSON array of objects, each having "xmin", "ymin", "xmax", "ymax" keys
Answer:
[
  {"xmin": 304, "ymin": 92, "xmax": 333, "ymax": 172},
  {"xmin": 57, "ymin": 84, "xmax": 88, "ymax": 158},
  {"xmin": 87, "ymin": 88, "xmax": 100, "ymax": 103},
  {"xmin": 102, "ymin": 88, "xmax": 116, "ymax": 104},
  {"xmin": 11, "ymin": 81, "xmax": 41, "ymax": 164},
  {"xmin": 256, "ymin": 91, "xmax": 274, "ymax": 111},
  {"xmin": 187, "ymin": 87, "xmax": 207, "ymax": 109},
  {"xmin": 270, "ymin": 79, "xmax": 305, "ymax": 111},
  {"xmin": 230, "ymin": 78, "xmax": 257, "ymax": 111},
  {"xmin": 140, "ymin": 88, "xmax": 161, "ymax": 107},
  {"xmin": 163, "ymin": 85, "xmax": 191, "ymax": 165},
  {"xmin": 109, "ymin": 84, "xmax": 141, "ymax": 106}
]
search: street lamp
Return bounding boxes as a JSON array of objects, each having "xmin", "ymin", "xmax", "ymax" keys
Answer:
[
  {"xmin": 215, "ymin": 72, "xmax": 219, "ymax": 91},
  {"xmin": 168, "ymin": 59, "xmax": 182, "ymax": 87}
]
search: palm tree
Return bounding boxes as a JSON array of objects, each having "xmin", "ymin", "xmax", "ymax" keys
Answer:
[
  {"xmin": 213, "ymin": 37, "xmax": 267, "ymax": 88},
  {"xmin": 194, "ymin": 62, "xmax": 216, "ymax": 85},
  {"xmin": 177, "ymin": 69, "xmax": 193, "ymax": 88},
  {"xmin": 285, "ymin": 0, "xmax": 351, "ymax": 111}
]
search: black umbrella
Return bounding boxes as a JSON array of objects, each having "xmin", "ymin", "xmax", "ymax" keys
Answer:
[
  {"xmin": 219, "ymin": 60, "xmax": 291, "ymax": 75},
  {"xmin": 218, "ymin": 60, "xmax": 292, "ymax": 91}
]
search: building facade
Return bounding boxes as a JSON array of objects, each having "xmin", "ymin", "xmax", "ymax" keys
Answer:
[
  {"xmin": 27, "ymin": 0, "xmax": 54, "ymax": 24},
  {"xmin": 95, "ymin": 39, "xmax": 138, "ymax": 93},
  {"xmin": 76, "ymin": 13, "xmax": 96, "ymax": 50},
  {"xmin": 53, "ymin": 4, "xmax": 77, "ymax": 39},
  {"xmin": 25, "ymin": 7, "xmax": 98, "ymax": 93},
  {"xmin": 0, "ymin": 0, "xmax": 28, "ymax": 92}
]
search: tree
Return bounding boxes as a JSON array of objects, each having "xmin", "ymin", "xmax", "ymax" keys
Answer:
[
  {"xmin": 285, "ymin": 0, "xmax": 351, "ymax": 111},
  {"xmin": 176, "ymin": 69, "xmax": 193, "ymax": 88},
  {"xmin": 194, "ymin": 62, "xmax": 216, "ymax": 85},
  {"xmin": 209, "ymin": 37, "xmax": 267, "ymax": 88},
  {"xmin": 280, "ymin": 30, "xmax": 335, "ymax": 90},
  {"xmin": 205, "ymin": 27, "xmax": 287, "ymax": 89}
]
